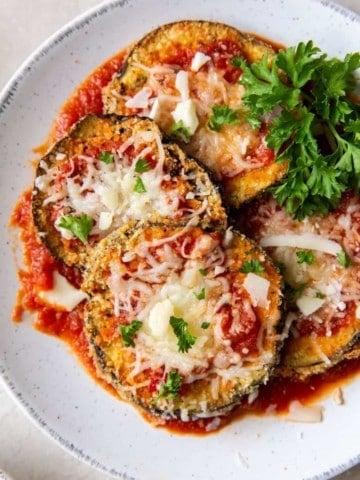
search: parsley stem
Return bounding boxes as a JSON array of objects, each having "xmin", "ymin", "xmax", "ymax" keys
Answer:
[
  {"xmin": 301, "ymin": 91, "xmax": 314, "ymax": 104},
  {"xmin": 327, "ymin": 122, "xmax": 341, "ymax": 143},
  {"xmin": 323, "ymin": 123, "xmax": 338, "ymax": 152}
]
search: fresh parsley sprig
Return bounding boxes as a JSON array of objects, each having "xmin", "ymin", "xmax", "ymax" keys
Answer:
[
  {"xmin": 234, "ymin": 41, "xmax": 360, "ymax": 219},
  {"xmin": 169, "ymin": 316, "xmax": 196, "ymax": 353}
]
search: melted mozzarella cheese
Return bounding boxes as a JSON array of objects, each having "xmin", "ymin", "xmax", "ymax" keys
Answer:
[{"xmin": 38, "ymin": 272, "xmax": 87, "ymax": 311}]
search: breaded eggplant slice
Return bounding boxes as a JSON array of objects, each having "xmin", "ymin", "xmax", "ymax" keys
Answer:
[
  {"xmin": 103, "ymin": 20, "xmax": 287, "ymax": 207},
  {"xmin": 82, "ymin": 221, "xmax": 283, "ymax": 420},
  {"xmin": 32, "ymin": 114, "xmax": 226, "ymax": 268},
  {"xmin": 240, "ymin": 192, "xmax": 360, "ymax": 379}
]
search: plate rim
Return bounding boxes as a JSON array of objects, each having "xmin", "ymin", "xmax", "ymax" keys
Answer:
[{"xmin": 1, "ymin": 1, "xmax": 360, "ymax": 479}]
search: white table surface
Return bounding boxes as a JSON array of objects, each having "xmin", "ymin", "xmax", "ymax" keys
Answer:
[{"xmin": 0, "ymin": 1, "xmax": 360, "ymax": 479}]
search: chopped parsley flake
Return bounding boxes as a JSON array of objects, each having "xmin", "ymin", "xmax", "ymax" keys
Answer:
[
  {"xmin": 199, "ymin": 268, "xmax": 209, "ymax": 276},
  {"xmin": 170, "ymin": 120, "xmax": 191, "ymax": 142},
  {"xmin": 134, "ymin": 176, "xmax": 146, "ymax": 193},
  {"xmin": 134, "ymin": 157, "xmax": 151, "ymax": 173},
  {"xmin": 156, "ymin": 370, "xmax": 182, "ymax": 400},
  {"xmin": 240, "ymin": 259, "xmax": 265, "ymax": 274},
  {"xmin": 296, "ymin": 250, "xmax": 315, "ymax": 265},
  {"xmin": 169, "ymin": 316, "xmax": 196, "ymax": 353},
  {"xmin": 193, "ymin": 288, "xmax": 205, "ymax": 300},
  {"xmin": 120, "ymin": 320, "xmax": 143, "ymax": 347},
  {"xmin": 208, "ymin": 104, "xmax": 240, "ymax": 131},
  {"xmin": 58, "ymin": 213, "xmax": 94, "ymax": 244},
  {"xmin": 337, "ymin": 250, "xmax": 351, "ymax": 268},
  {"xmin": 99, "ymin": 151, "xmax": 114, "ymax": 164}
]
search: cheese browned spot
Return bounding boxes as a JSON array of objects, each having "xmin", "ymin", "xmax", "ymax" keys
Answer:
[
  {"xmin": 240, "ymin": 192, "xmax": 360, "ymax": 378},
  {"xmin": 82, "ymin": 222, "xmax": 283, "ymax": 420},
  {"xmin": 103, "ymin": 21, "xmax": 288, "ymax": 206},
  {"xmin": 32, "ymin": 114, "xmax": 227, "ymax": 268}
]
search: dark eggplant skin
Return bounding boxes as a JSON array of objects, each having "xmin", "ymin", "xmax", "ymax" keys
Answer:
[
  {"xmin": 82, "ymin": 221, "xmax": 284, "ymax": 421},
  {"xmin": 276, "ymin": 329, "xmax": 360, "ymax": 380},
  {"xmin": 32, "ymin": 113, "xmax": 227, "ymax": 269},
  {"xmin": 102, "ymin": 20, "xmax": 288, "ymax": 208}
]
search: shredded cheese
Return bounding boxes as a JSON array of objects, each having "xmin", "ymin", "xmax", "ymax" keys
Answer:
[
  {"xmin": 38, "ymin": 126, "xmax": 214, "ymax": 242},
  {"xmin": 105, "ymin": 229, "xmax": 276, "ymax": 387},
  {"xmin": 110, "ymin": 57, "xmax": 266, "ymax": 179},
  {"xmin": 247, "ymin": 193, "xmax": 360, "ymax": 338}
]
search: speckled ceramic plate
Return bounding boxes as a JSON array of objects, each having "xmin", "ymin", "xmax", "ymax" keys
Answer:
[{"xmin": 0, "ymin": 1, "xmax": 359, "ymax": 479}]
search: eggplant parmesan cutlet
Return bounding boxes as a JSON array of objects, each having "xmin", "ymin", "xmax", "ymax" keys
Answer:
[
  {"xmin": 82, "ymin": 222, "xmax": 283, "ymax": 420},
  {"xmin": 241, "ymin": 192, "xmax": 360, "ymax": 379},
  {"xmin": 103, "ymin": 20, "xmax": 288, "ymax": 207},
  {"xmin": 32, "ymin": 114, "xmax": 226, "ymax": 268}
]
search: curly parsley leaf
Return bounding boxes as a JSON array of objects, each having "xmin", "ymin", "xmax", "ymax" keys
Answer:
[
  {"xmin": 58, "ymin": 213, "xmax": 94, "ymax": 244},
  {"xmin": 233, "ymin": 54, "xmax": 300, "ymax": 122},
  {"xmin": 240, "ymin": 259, "xmax": 265, "ymax": 274},
  {"xmin": 120, "ymin": 320, "xmax": 143, "ymax": 347},
  {"xmin": 276, "ymin": 41, "xmax": 325, "ymax": 88},
  {"xmin": 156, "ymin": 370, "xmax": 182, "ymax": 400},
  {"xmin": 169, "ymin": 316, "xmax": 196, "ymax": 353},
  {"xmin": 134, "ymin": 157, "xmax": 151, "ymax": 173},
  {"xmin": 235, "ymin": 42, "xmax": 360, "ymax": 219},
  {"xmin": 208, "ymin": 104, "xmax": 240, "ymax": 131}
]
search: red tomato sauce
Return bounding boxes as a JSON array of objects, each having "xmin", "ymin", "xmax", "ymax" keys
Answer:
[
  {"xmin": 10, "ymin": 43, "xmax": 360, "ymax": 436},
  {"xmin": 51, "ymin": 50, "xmax": 127, "ymax": 140}
]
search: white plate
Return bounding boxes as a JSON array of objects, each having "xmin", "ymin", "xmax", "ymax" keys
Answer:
[{"xmin": 0, "ymin": 1, "xmax": 359, "ymax": 479}]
